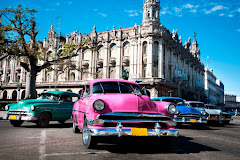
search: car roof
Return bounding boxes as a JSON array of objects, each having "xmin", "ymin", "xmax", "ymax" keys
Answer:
[
  {"xmin": 40, "ymin": 91, "xmax": 80, "ymax": 97},
  {"xmin": 87, "ymin": 79, "xmax": 138, "ymax": 86},
  {"xmin": 152, "ymin": 97, "xmax": 183, "ymax": 100},
  {"xmin": 185, "ymin": 101, "xmax": 204, "ymax": 104},
  {"xmin": 205, "ymin": 104, "xmax": 217, "ymax": 106}
]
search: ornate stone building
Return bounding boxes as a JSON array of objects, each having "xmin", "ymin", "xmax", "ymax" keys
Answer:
[{"xmin": 0, "ymin": 0, "xmax": 205, "ymax": 100}]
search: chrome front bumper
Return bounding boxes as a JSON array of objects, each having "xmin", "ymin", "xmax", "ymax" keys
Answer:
[
  {"xmin": 174, "ymin": 117, "xmax": 207, "ymax": 123},
  {"xmin": 88, "ymin": 122, "xmax": 179, "ymax": 137},
  {"xmin": 4, "ymin": 113, "xmax": 38, "ymax": 121}
]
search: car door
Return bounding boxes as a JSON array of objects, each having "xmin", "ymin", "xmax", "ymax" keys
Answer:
[
  {"xmin": 58, "ymin": 95, "xmax": 74, "ymax": 120},
  {"xmin": 78, "ymin": 85, "xmax": 91, "ymax": 127}
]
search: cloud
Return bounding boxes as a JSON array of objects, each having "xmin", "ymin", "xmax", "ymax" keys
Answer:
[
  {"xmin": 93, "ymin": 9, "xmax": 98, "ymax": 12},
  {"xmin": 129, "ymin": 13, "xmax": 139, "ymax": 17},
  {"xmin": 173, "ymin": 7, "xmax": 182, "ymax": 13},
  {"xmin": 124, "ymin": 9, "xmax": 139, "ymax": 17},
  {"xmin": 236, "ymin": 29, "xmax": 240, "ymax": 32},
  {"xmin": 190, "ymin": 9, "xmax": 197, "ymax": 13},
  {"xmin": 98, "ymin": 13, "xmax": 107, "ymax": 17},
  {"xmin": 228, "ymin": 14, "xmax": 234, "ymax": 18},
  {"xmin": 57, "ymin": 3, "xmax": 60, "ymax": 6},
  {"xmin": 219, "ymin": 13, "xmax": 224, "ymax": 16},
  {"xmin": 183, "ymin": 4, "xmax": 194, "ymax": 9},
  {"xmin": 205, "ymin": 5, "xmax": 227, "ymax": 14},
  {"xmin": 238, "ymin": 8, "xmax": 240, "ymax": 12},
  {"xmin": 45, "ymin": 8, "xmax": 56, "ymax": 12}
]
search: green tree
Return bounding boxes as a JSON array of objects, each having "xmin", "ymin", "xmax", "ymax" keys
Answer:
[{"xmin": 0, "ymin": 5, "xmax": 84, "ymax": 99}]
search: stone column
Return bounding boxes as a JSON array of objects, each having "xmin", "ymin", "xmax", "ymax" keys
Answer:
[
  {"xmin": 137, "ymin": 38, "xmax": 142, "ymax": 78},
  {"xmin": 129, "ymin": 41, "xmax": 134, "ymax": 78},
  {"xmin": 115, "ymin": 42, "xmax": 122, "ymax": 79},
  {"xmin": 103, "ymin": 43, "xmax": 108, "ymax": 78},
  {"xmin": 146, "ymin": 38, "xmax": 153, "ymax": 78},
  {"xmin": 159, "ymin": 39, "xmax": 164, "ymax": 79}
]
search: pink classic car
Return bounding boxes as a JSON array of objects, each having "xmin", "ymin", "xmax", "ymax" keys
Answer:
[{"xmin": 72, "ymin": 79, "xmax": 179, "ymax": 148}]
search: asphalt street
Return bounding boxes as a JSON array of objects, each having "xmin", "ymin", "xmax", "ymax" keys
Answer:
[{"xmin": 0, "ymin": 113, "xmax": 240, "ymax": 160}]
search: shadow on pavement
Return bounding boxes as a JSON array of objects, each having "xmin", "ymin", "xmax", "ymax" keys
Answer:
[
  {"xmin": 91, "ymin": 136, "xmax": 219, "ymax": 154},
  {"xmin": 21, "ymin": 122, "xmax": 73, "ymax": 128},
  {"xmin": 175, "ymin": 124, "xmax": 219, "ymax": 130}
]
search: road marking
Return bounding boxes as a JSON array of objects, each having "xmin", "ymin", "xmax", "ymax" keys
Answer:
[
  {"xmin": 45, "ymin": 151, "xmax": 110, "ymax": 157},
  {"xmin": 39, "ymin": 130, "xmax": 46, "ymax": 160}
]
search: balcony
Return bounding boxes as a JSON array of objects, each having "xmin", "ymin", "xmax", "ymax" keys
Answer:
[
  {"xmin": 122, "ymin": 56, "xmax": 129, "ymax": 66},
  {"xmin": 81, "ymin": 60, "xmax": 89, "ymax": 69},
  {"xmin": 97, "ymin": 59, "xmax": 103, "ymax": 68},
  {"xmin": 109, "ymin": 57, "xmax": 116, "ymax": 67}
]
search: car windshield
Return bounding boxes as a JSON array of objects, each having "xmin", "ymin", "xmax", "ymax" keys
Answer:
[
  {"xmin": 161, "ymin": 99, "xmax": 186, "ymax": 106},
  {"xmin": 189, "ymin": 103, "xmax": 206, "ymax": 108},
  {"xmin": 206, "ymin": 105, "xmax": 219, "ymax": 109},
  {"xmin": 37, "ymin": 93, "xmax": 59, "ymax": 101},
  {"xmin": 92, "ymin": 82, "xmax": 142, "ymax": 95}
]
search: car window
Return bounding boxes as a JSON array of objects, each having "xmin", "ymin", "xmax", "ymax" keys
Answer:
[
  {"xmin": 207, "ymin": 105, "xmax": 219, "ymax": 109},
  {"xmin": 93, "ymin": 83, "xmax": 103, "ymax": 93},
  {"xmin": 60, "ymin": 95, "xmax": 72, "ymax": 102},
  {"xmin": 82, "ymin": 85, "xmax": 90, "ymax": 97},
  {"xmin": 97, "ymin": 82, "xmax": 120, "ymax": 94},
  {"xmin": 189, "ymin": 103, "xmax": 206, "ymax": 108},
  {"xmin": 161, "ymin": 99, "xmax": 185, "ymax": 105},
  {"xmin": 72, "ymin": 97, "xmax": 79, "ymax": 102}
]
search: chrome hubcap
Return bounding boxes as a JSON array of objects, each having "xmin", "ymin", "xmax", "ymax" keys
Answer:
[{"xmin": 83, "ymin": 127, "xmax": 89, "ymax": 144}]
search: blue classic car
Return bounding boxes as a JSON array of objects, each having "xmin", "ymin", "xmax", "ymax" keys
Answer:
[{"xmin": 152, "ymin": 97, "xmax": 207, "ymax": 125}]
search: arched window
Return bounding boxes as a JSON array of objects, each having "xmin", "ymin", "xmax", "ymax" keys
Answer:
[
  {"xmin": 143, "ymin": 41, "xmax": 147, "ymax": 55},
  {"xmin": 12, "ymin": 90, "xmax": 17, "ymax": 100},
  {"xmin": 3, "ymin": 91, "xmax": 7, "ymax": 100},
  {"xmin": 97, "ymin": 45, "xmax": 104, "ymax": 59},
  {"xmin": 123, "ymin": 42, "xmax": 130, "ymax": 57},
  {"xmin": 110, "ymin": 44, "xmax": 117, "ymax": 58},
  {"xmin": 70, "ymin": 72, "xmax": 75, "ymax": 81},
  {"xmin": 21, "ymin": 90, "xmax": 25, "ymax": 99}
]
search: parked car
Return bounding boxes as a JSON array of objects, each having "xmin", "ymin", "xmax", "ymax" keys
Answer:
[
  {"xmin": 72, "ymin": 79, "xmax": 179, "ymax": 148},
  {"xmin": 205, "ymin": 104, "xmax": 232, "ymax": 124},
  {"xmin": 185, "ymin": 101, "xmax": 229, "ymax": 124},
  {"xmin": 4, "ymin": 91, "xmax": 80, "ymax": 127},
  {"xmin": 152, "ymin": 97, "xmax": 207, "ymax": 125}
]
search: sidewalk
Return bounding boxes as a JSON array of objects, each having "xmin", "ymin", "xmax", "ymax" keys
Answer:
[{"xmin": 0, "ymin": 110, "xmax": 5, "ymax": 120}]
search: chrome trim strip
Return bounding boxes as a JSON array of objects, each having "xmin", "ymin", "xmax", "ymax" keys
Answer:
[
  {"xmin": 98, "ymin": 112, "xmax": 171, "ymax": 118},
  {"xmin": 88, "ymin": 119, "xmax": 177, "ymax": 126},
  {"xmin": 88, "ymin": 128, "xmax": 179, "ymax": 137}
]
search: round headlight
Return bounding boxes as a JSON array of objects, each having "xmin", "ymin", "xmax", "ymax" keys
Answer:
[
  {"xmin": 30, "ymin": 105, "xmax": 35, "ymax": 111},
  {"xmin": 201, "ymin": 110, "xmax": 207, "ymax": 116},
  {"xmin": 5, "ymin": 105, "xmax": 9, "ymax": 111},
  {"xmin": 167, "ymin": 104, "xmax": 177, "ymax": 114},
  {"xmin": 93, "ymin": 100, "xmax": 105, "ymax": 111}
]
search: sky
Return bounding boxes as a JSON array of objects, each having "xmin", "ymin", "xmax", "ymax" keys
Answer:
[{"xmin": 1, "ymin": 0, "xmax": 240, "ymax": 101}]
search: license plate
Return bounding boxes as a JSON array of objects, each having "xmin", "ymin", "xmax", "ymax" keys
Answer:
[
  {"xmin": 132, "ymin": 128, "xmax": 148, "ymax": 136},
  {"xmin": 10, "ymin": 115, "xmax": 17, "ymax": 120},
  {"xmin": 190, "ymin": 119, "xmax": 196, "ymax": 123},
  {"xmin": 212, "ymin": 117, "xmax": 217, "ymax": 120}
]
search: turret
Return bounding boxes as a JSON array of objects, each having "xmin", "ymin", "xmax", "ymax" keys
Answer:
[{"xmin": 142, "ymin": 0, "xmax": 161, "ymax": 26}]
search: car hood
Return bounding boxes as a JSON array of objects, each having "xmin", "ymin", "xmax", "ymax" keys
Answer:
[
  {"xmin": 177, "ymin": 105, "xmax": 200, "ymax": 114},
  {"xmin": 9, "ymin": 99, "xmax": 58, "ymax": 110},
  {"xmin": 93, "ymin": 94, "xmax": 157, "ymax": 113},
  {"xmin": 205, "ymin": 109, "xmax": 222, "ymax": 115}
]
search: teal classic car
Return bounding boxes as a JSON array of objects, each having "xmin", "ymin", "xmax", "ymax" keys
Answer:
[{"xmin": 4, "ymin": 91, "xmax": 80, "ymax": 127}]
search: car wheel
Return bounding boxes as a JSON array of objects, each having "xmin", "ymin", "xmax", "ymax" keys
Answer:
[
  {"xmin": 37, "ymin": 112, "xmax": 51, "ymax": 128},
  {"xmin": 82, "ymin": 118, "xmax": 97, "ymax": 149},
  {"xmin": 10, "ymin": 120, "xmax": 23, "ymax": 127},
  {"xmin": 58, "ymin": 120, "xmax": 66, "ymax": 124},
  {"xmin": 73, "ymin": 122, "xmax": 80, "ymax": 133}
]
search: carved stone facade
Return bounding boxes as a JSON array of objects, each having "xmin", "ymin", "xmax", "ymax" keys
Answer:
[{"xmin": 0, "ymin": 0, "xmax": 205, "ymax": 100}]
